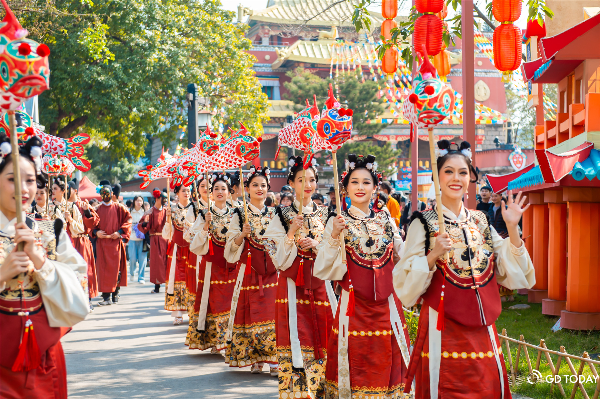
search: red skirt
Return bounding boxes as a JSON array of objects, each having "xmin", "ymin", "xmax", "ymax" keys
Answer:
[
  {"xmin": 325, "ymin": 291, "xmax": 409, "ymax": 398},
  {"xmin": 72, "ymin": 235, "xmax": 98, "ymax": 299},
  {"xmin": 165, "ymin": 241, "xmax": 190, "ymax": 311},
  {"xmin": 408, "ymin": 305, "xmax": 512, "ymax": 399}
]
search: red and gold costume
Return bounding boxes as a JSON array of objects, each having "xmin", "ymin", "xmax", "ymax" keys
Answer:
[
  {"xmin": 73, "ymin": 200, "xmax": 100, "ymax": 299},
  {"xmin": 264, "ymin": 200, "xmax": 336, "ymax": 398},
  {"xmin": 315, "ymin": 206, "xmax": 411, "ymax": 399},
  {"xmin": 223, "ymin": 203, "xmax": 278, "ymax": 368},
  {"xmin": 188, "ymin": 203, "xmax": 237, "ymax": 350},
  {"xmin": 0, "ymin": 212, "xmax": 89, "ymax": 398},
  {"xmin": 162, "ymin": 203, "xmax": 196, "ymax": 313},
  {"xmin": 93, "ymin": 202, "xmax": 132, "ymax": 293},
  {"xmin": 139, "ymin": 206, "xmax": 168, "ymax": 285},
  {"xmin": 394, "ymin": 205, "xmax": 535, "ymax": 399}
]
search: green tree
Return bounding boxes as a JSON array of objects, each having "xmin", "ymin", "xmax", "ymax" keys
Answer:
[
  {"xmin": 504, "ymin": 83, "xmax": 535, "ymax": 149},
  {"xmin": 335, "ymin": 141, "xmax": 399, "ymax": 180},
  {"xmin": 19, "ymin": 0, "xmax": 269, "ymax": 163},
  {"xmin": 85, "ymin": 144, "xmax": 142, "ymax": 183},
  {"xmin": 283, "ymin": 67, "xmax": 385, "ymax": 136}
]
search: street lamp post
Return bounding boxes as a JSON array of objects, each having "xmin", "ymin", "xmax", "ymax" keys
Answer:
[{"xmin": 187, "ymin": 83, "xmax": 199, "ymax": 149}]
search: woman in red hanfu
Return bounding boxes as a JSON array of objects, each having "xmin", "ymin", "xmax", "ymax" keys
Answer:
[
  {"xmin": 0, "ymin": 136, "xmax": 89, "ymax": 398},
  {"xmin": 394, "ymin": 140, "xmax": 535, "ymax": 399},
  {"xmin": 264, "ymin": 156, "xmax": 336, "ymax": 398},
  {"xmin": 188, "ymin": 172, "xmax": 237, "ymax": 352},
  {"xmin": 163, "ymin": 184, "xmax": 196, "ymax": 325},
  {"xmin": 315, "ymin": 154, "xmax": 411, "ymax": 399},
  {"xmin": 224, "ymin": 167, "xmax": 278, "ymax": 375}
]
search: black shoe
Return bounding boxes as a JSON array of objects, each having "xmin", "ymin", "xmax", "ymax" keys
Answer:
[
  {"xmin": 97, "ymin": 300, "xmax": 112, "ymax": 306},
  {"xmin": 112, "ymin": 296, "xmax": 119, "ymax": 304}
]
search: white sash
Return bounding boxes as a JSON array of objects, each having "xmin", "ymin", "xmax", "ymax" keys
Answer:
[
  {"xmin": 167, "ymin": 244, "xmax": 178, "ymax": 294},
  {"xmin": 197, "ymin": 262, "xmax": 212, "ymax": 330},
  {"xmin": 225, "ymin": 261, "xmax": 246, "ymax": 342}
]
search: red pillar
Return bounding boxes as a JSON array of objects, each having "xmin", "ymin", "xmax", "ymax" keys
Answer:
[
  {"xmin": 542, "ymin": 202, "xmax": 567, "ymax": 315},
  {"xmin": 518, "ymin": 206, "xmax": 534, "ymax": 295},
  {"xmin": 461, "ymin": 0, "xmax": 476, "ymax": 210},
  {"xmin": 528, "ymin": 202, "xmax": 549, "ymax": 303}
]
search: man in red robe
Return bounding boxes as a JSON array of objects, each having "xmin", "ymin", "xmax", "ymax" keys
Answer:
[
  {"xmin": 139, "ymin": 189, "xmax": 168, "ymax": 294},
  {"xmin": 93, "ymin": 182, "xmax": 132, "ymax": 306}
]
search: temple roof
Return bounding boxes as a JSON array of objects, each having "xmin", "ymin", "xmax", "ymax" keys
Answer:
[{"xmin": 244, "ymin": 0, "xmax": 388, "ymax": 28}]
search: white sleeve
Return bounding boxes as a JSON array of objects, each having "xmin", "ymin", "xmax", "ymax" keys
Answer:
[
  {"xmin": 34, "ymin": 228, "xmax": 89, "ymax": 327},
  {"xmin": 224, "ymin": 211, "xmax": 245, "ymax": 263},
  {"xmin": 491, "ymin": 226, "xmax": 536, "ymax": 290},
  {"xmin": 389, "ymin": 214, "xmax": 404, "ymax": 265},
  {"xmin": 161, "ymin": 219, "xmax": 173, "ymax": 240},
  {"xmin": 263, "ymin": 210, "xmax": 296, "ymax": 271},
  {"xmin": 183, "ymin": 206, "xmax": 196, "ymax": 243},
  {"xmin": 68, "ymin": 205, "xmax": 85, "ymax": 235},
  {"xmin": 189, "ymin": 212, "xmax": 209, "ymax": 256},
  {"xmin": 313, "ymin": 217, "xmax": 347, "ymax": 281},
  {"xmin": 393, "ymin": 219, "xmax": 436, "ymax": 307}
]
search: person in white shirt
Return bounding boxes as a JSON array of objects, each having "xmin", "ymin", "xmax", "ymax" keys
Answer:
[{"xmin": 128, "ymin": 195, "xmax": 147, "ymax": 283}]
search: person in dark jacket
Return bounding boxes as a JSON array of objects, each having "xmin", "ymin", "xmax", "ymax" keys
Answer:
[
  {"xmin": 488, "ymin": 192, "xmax": 508, "ymax": 237},
  {"xmin": 476, "ymin": 185, "xmax": 493, "ymax": 213}
]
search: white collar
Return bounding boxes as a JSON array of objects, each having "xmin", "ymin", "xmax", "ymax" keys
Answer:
[
  {"xmin": 248, "ymin": 202, "xmax": 265, "ymax": 213},
  {"xmin": 0, "ymin": 211, "xmax": 26, "ymax": 235},
  {"xmin": 101, "ymin": 201, "xmax": 112, "ymax": 206},
  {"xmin": 348, "ymin": 205, "xmax": 371, "ymax": 218},
  {"xmin": 212, "ymin": 203, "xmax": 228, "ymax": 215},
  {"xmin": 440, "ymin": 203, "xmax": 467, "ymax": 222},
  {"xmin": 293, "ymin": 199, "xmax": 314, "ymax": 213}
]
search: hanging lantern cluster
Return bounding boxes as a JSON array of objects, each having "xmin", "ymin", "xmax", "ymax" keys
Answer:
[
  {"xmin": 381, "ymin": 0, "xmax": 398, "ymax": 75},
  {"xmin": 413, "ymin": 0, "xmax": 444, "ymax": 57},
  {"xmin": 492, "ymin": 0, "xmax": 523, "ymax": 82},
  {"xmin": 432, "ymin": 3, "xmax": 450, "ymax": 80}
]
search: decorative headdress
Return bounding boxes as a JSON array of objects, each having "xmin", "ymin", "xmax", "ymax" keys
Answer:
[
  {"xmin": 341, "ymin": 154, "xmax": 382, "ymax": 186},
  {"xmin": 436, "ymin": 140, "xmax": 472, "ymax": 161},
  {"xmin": 245, "ymin": 165, "xmax": 270, "ymax": 187},
  {"xmin": 209, "ymin": 172, "xmax": 232, "ymax": 191},
  {"xmin": 0, "ymin": 134, "xmax": 43, "ymax": 172},
  {"xmin": 229, "ymin": 171, "xmax": 241, "ymax": 187},
  {"xmin": 287, "ymin": 155, "xmax": 318, "ymax": 182}
]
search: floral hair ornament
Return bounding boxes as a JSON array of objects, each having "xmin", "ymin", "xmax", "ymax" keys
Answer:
[
  {"xmin": 209, "ymin": 172, "xmax": 231, "ymax": 187},
  {"xmin": 245, "ymin": 165, "xmax": 270, "ymax": 186},
  {"xmin": 436, "ymin": 140, "xmax": 473, "ymax": 161}
]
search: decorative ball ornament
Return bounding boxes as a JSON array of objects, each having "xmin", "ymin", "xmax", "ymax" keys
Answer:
[
  {"xmin": 381, "ymin": 0, "xmax": 398, "ymax": 19},
  {"xmin": 381, "ymin": 47, "xmax": 398, "ymax": 75},
  {"xmin": 415, "ymin": 0, "xmax": 443, "ymax": 13},
  {"xmin": 526, "ymin": 19, "xmax": 546, "ymax": 38},
  {"xmin": 413, "ymin": 14, "xmax": 443, "ymax": 56}
]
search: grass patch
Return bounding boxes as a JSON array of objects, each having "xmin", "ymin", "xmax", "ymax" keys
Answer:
[{"xmin": 495, "ymin": 294, "xmax": 600, "ymax": 399}]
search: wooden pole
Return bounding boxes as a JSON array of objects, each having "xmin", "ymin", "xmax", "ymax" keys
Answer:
[
  {"xmin": 8, "ymin": 112, "xmax": 24, "ymax": 250},
  {"xmin": 332, "ymin": 151, "xmax": 347, "ymax": 264},
  {"xmin": 47, "ymin": 175, "xmax": 52, "ymax": 217},
  {"xmin": 239, "ymin": 167, "xmax": 249, "ymax": 221},
  {"xmin": 428, "ymin": 127, "xmax": 448, "ymax": 263},
  {"xmin": 167, "ymin": 176, "xmax": 171, "ymax": 209},
  {"xmin": 205, "ymin": 170, "xmax": 211, "ymax": 210},
  {"xmin": 462, "ymin": 0, "xmax": 476, "ymax": 210}
]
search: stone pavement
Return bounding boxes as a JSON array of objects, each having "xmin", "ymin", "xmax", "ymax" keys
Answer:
[{"xmin": 62, "ymin": 276, "xmax": 278, "ymax": 398}]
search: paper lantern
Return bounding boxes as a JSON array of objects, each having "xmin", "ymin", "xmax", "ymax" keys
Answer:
[
  {"xmin": 381, "ymin": 19, "xmax": 398, "ymax": 41},
  {"xmin": 413, "ymin": 14, "xmax": 443, "ymax": 56},
  {"xmin": 382, "ymin": 48, "xmax": 398, "ymax": 74},
  {"xmin": 433, "ymin": 50, "xmax": 451, "ymax": 80},
  {"xmin": 416, "ymin": 0, "xmax": 443, "ymax": 13},
  {"xmin": 493, "ymin": 24, "xmax": 522, "ymax": 81},
  {"xmin": 492, "ymin": 0, "xmax": 522, "ymax": 22},
  {"xmin": 526, "ymin": 19, "xmax": 546, "ymax": 38},
  {"xmin": 382, "ymin": 0, "xmax": 398, "ymax": 19}
]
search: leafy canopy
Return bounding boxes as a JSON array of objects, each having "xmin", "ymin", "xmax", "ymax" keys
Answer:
[
  {"xmin": 283, "ymin": 67, "xmax": 386, "ymax": 137},
  {"xmin": 19, "ymin": 0, "xmax": 269, "ymax": 164},
  {"xmin": 336, "ymin": 141, "xmax": 399, "ymax": 180}
]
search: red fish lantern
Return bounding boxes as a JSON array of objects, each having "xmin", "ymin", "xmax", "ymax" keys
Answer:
[{"xmin": 492, "ymin": 0, "xmax": 522, "ymax": 82}]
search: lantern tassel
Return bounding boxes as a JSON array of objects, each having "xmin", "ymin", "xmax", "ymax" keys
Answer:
[
  {"xmin": 208, "ymin": 236, "xmax": 214, "ymax": 255},
  {"xmin": 296, "ymin": 259, "xmax": 305, "ymax": 287},
  {"xmin": 12, "ymin": 317, "xmax": 41, "ymax": 372},
  {"xmin": 346, "ymin": 285, "xmax": 355, "ymax": 317}
]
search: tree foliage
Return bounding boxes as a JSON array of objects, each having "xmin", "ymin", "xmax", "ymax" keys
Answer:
[
  {"xmin": 84, "ymin": 144, "xmax": 142, "ymax": 183},
  {"xmin": 335, "ymin": 141, "xmax": 399, "ymax": 180},
  {"xmin": 18, "ymin": 0, "xmax": 269, "ymax": 164},
  {"xmin": 504, "ymin": 84, "xmax": 535, "ymax": 149},
  {"xmin": 283, "ymin": 67, "xmax": 385, "ymax": 136}
]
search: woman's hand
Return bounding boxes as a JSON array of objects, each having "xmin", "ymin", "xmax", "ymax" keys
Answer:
[
  {"xmin": 0, "ymin": 250, "xmax": 32, "ymax": 284},
  {"xmin": 331, "ymin": 215, "xmax": 346, "ymax": 239},
  {"xmin": 80, "ymin": 201, "xmax": 89, "ymax": 211},
  {"xmin": 288, "ymin": 214, "xmax": 303, "ymax": 237},
  {"xmin": 14, "ymin": 223, "xmax": 45, "ymax": 270},
  {"xmin": 65, "ymin": 211, "xmax": 73, "ymax": 223},
  {"xmin": 241, "ymin": 223, "xmax": 251, "ymax": 238},
  {"xmin": 204, "ymin": 212, "xmax": 213, "ymax": 231},
  {"xmin": 165, "ymin": 206, "xmax": 172, "ymax": 221},
  {"xmin": 297, "ymin": 237, "xmax": 318, "ymax": 251},
  {"xmin": 502, "ymin": 190, "xmax": 530, "ymax": 228},
  {"xmin": 427, "ymin": 232, "xmax": 452, "ymax": 268}
]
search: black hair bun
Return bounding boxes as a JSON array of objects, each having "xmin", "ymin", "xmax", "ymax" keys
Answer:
[
  {"xmin": 460, "ymin": 141, "xmax": 471, "ymax": 150},
  {"xmin": 438, "ymin": 140, "xmax": 450, "ymax": 150}
]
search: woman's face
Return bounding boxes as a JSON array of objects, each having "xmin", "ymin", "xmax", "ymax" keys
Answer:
[
  {"xmin": 134, "ymin": 197, "xmax": 144, "ymax": 210},
  {"xmin": 280, "ymin": 196, "xmax": 292, "ymax": 207},
  {"xmin": 35, "ymin": 188, "xmax": 47, "ymax": 206},
  {"xmin": 52, "ymin": 182, "xmax": 64, "ymax": 201},
  {"xmin": 198, "ymin": 179, "xmax": 208, "ymax": 199},
  {"xmin": 178, "ymin": 185, "xmax": 191, "ymax": 203},
  {"xmin": 290, "ymin": 168, "xmax": 316, "ymax": 201},
  {"xmin": 0, "ymin": 158, "xmax": 37, "ymax": 217},
  {"xmin": 247, "ymin": 176, "xmax": 268, "ymax": 201},
  {"xmin": 439, "ymin": 155, "xmax": 470, "ymax": 201},
  {"xmin": 212, "ymin": 181, "xmax": 229, "ymax": 202},
  {"xmin": 346, "ymin": 169, "xmax": 376, "ymax": 206}
]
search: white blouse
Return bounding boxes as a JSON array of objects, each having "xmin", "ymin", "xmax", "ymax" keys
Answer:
[
  {"xmin": 392, "ymin": 204, "xmax": 536, "ymax": 307},
  {"xmin": 314, "ymin": 205, "xmax": 404, "ymax": 281},
  {"xmin": 0, "ymin": 211, "xmax": 89, "ymax": 327},
  {"xmin": 188, "ymin": 204, "xmax": 230, "ymax": 256},
  {"xmin": 65, "ymin": 201, "xmax": 85, "ymax": 236},
  {"xmin": 223, "ymin": 202, "xmax": 262, "ymax": 264}
]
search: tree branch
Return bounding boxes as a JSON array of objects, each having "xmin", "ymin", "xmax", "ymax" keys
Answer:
[{"xmin": 57, "ymin": 115, "xmax": 89, "ymax": 138}]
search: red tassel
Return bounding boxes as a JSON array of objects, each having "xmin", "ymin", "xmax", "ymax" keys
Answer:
[
  {"xmin": 12, "ymin": 318, "xmax": 41, "ymax": 372},
  {"xmin": 436, "ymin": 295, "xmax": 445, "ymax": 331},
  {"xmin": 244, "ymin": 250, "xmax": 252, "ymax": 275},
  {"xmin": 296, "ymin": 259, "xmax": 305, "ymax": 287},
  {"xmin": 208, "ymin": 237, "xmax": 214, "ymax": 255},
  {"xmin": 346, "ymin": 286, "xmax": 355, "ymax": 317}
]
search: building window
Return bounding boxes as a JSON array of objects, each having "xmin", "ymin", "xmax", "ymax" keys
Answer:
[{"xmin": 262, "ymin": 86, "xmax": 274, "ymax": 100}]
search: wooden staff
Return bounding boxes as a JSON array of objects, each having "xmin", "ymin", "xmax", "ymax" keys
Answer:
[
  {"xmin": 427, "ymin": 127, "xmax": 448, "ymax": 263},
  {"xmin": 46, "ymin": 176, "xmax": 52, "ymax": 217},
  {"xmin": 239, "ymin": 167, "xmax": 249, "ymax": 221},
  {"xmin": 167, "ymin": 176, "xmax": 171, "ymax": 209},
  {"xmin": 332, "ymin": 151, "xmax": 347, "ymax": 264},
  {"xmin": 205, "ymin": 170, "xmax": 211, "ymax": 209},
  {"xmin": 8, "ymin": 111, "xmax": 24, "ymax": 250}
]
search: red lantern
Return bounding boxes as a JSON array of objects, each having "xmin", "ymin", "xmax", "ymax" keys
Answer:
[
  {"xmin": 413, "ymin": 14, "xmax": 443, "ymax": 56},
  {"xmin": 433, "ymin": 48, "xmax": 450, "ymax": 79},
  {"xmin": 493, "ymin": 24, "xmax": 522, "ymax": 81},
  {"xmin": 382, "ymin": 48, "xmax": 398, "ymax": 75},
  {"xmin": 526, "ymin": 19, "xmax": 546, "ymax": 38},
  {"xmin": 381, "ymin": 19, "xmax": 398, "ymax": 41},
  {"xmin": 416, "ymin": 0, "xmax": 443, "ymax": 14},
  {"xmin": 492, "ymin": 0, "xmax": 522, "ymax": 22},
  {"xmin": 382, "ymin": 0, "xmax": 398, "ymax": 19}
]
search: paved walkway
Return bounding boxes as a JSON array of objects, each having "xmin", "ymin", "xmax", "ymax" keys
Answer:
[{"xmin": 62, "ymin": 276, "xmax": 278, "ymax": 398}]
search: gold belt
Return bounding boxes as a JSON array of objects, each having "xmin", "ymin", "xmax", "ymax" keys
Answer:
[
  {"xmin": 71, "ymin": 233, "xmax": 88, "ymax": 238},
  {"xmin": 150, "ymin": 233, "xmax": 162, "ymax": 236}
]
